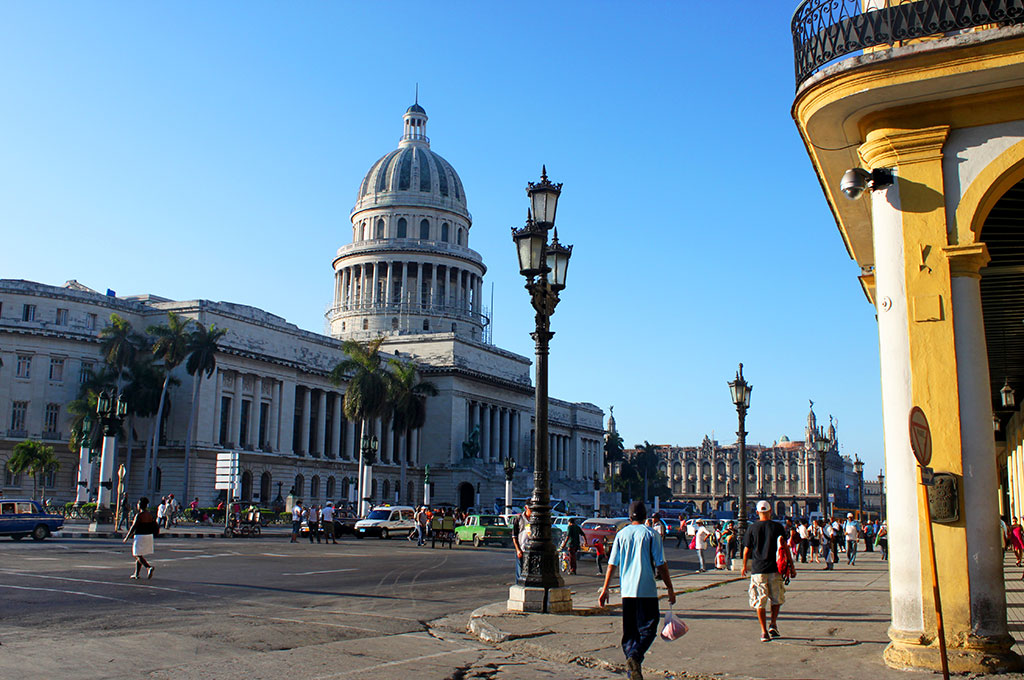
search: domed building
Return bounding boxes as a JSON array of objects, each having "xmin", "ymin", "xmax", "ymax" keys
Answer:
[{"xmin": 328, "ymin": 104, "xmax": 488, "ymax": 341}]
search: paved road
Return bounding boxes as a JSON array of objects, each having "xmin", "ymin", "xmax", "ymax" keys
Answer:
[{"xmin": 0, "ymin": 533, "xmax": 633, "ymax": 679}]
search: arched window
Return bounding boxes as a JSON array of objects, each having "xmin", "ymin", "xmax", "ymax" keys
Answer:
[
  {"xmin": 294, "ymin": 474, "xmax": 304, "ymax": 497},
  {"xmin": 382, "ymin": 479, "xmax": 390, "ymax": 500},
  {"xmin": 457, "ymin": 228, "xmax": 464, "ymax": 245},
  {"xmin": 419, "ymin": 219, "xmax": 430, "ymax": 240},
  {"xmin": 241, "ymin": 470, "xmax": 253, "ymax": 501},
  {"xmin": 397, "ymin": 217, "xmax": 407, "ymax": 238},
  {"xmin": 375, "ymin": 219, "xmax": 385, "ymax": 239},
  {"xmin": 341, "ymin": 477, "xmax": 350, "ymax": 500},
  {"xmin": 311, "ymin": 475, "xmax": 320, "ymax": 498},
  {"xmin": 362, "ymin": 319, "xmax": 369, "ymax": 330},
  {"xmin": 260, "ymin": 472, "xmax": 272, "ymax": 502},
  {"xmin": 441, "ymin": 222, "xmax": 449, "ymax": 241},
  {"xmin": 422, "ymin": 319, "xmax": 430, "ymax": 331},
  {"xmin": 326, "ymin": 476, "xmax": 336, "ymax": 499}
]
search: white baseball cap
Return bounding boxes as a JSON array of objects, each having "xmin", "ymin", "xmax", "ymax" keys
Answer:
[
  {"xmin": 847, "ymin": 513, "xmax": 854, "ymax": 518},
  {"xmin": 755, "ymin": 500, "xmax": 771, "ymax": 513}
]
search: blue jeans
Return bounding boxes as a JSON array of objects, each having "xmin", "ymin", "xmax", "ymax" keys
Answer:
[{"xmin": 621, "ymin": 597, "xmax": 660, "ymax": 664}]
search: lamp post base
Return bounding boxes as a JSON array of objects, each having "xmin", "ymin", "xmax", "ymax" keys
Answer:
[
  {"xmin": 507, "ymin": 584, "xmax": 572, "ymax": 614},
  {"xmin": 89, "ymin": 505, "xmax": 115, "ymax": 533}
]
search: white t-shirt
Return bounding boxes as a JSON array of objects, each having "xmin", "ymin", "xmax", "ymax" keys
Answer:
[
  {"xmin": 321, "ymin": 505, "xmax": 334, "ymax": 522},
  {"xmin": 156, "ymin": 503, "xmax": 166, "ymax": 519},
  {"xmin": 695, "ymin": 526, "xmax": 711, "ymax": 550},
  {"xmin": 309, "ymin": 507, "xmax": 320, "ymax": 522},
  {"xmin": 291, "ymin": 505, "xmax": 303, "ymax": 522},
  {"xmin": 797, "ymin": 524, "xmax": 808, "ymax": 539},
  {"xmin": 844, "ymin": 521, "xmax": 859, "ymax": 539}
]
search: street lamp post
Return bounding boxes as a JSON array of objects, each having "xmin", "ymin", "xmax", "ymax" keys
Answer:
[
  {"xmin": 815, "ymin": 429, "xmax": 830, "ymax": 518},
  {"xmin": 358, "ymin": 433, "xmax": 378, "ymax": 517},
  {"xmin": 508, "ymin": 167, "xmax": 573, "ymax": 614},
  {"xmin": 503, "ymin": 455, "xmax": 517, "ymax": 514},
  {"xmin": 593, "ymin": 474, "xmax": 602, "ymax": 516},
  {"xmin": 878, "ymin": 469, "xmax": 885, "ymax": 521},
  {"xmin": 854, "ymin": 456, "xmax": 864, "ymax": 519},
  {"xmin": 93, "ymin": 391, "xmax": 127, "ymax": 526},
  {"xmin": 423, "ymin": 465, "xmax": 431, "ymax": 507},
  {"xmin": 728, "ymin": 364, "xmax": 752, "ymax": 537}
]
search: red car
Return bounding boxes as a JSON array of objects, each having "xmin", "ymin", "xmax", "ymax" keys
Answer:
[{"xmin": 580, "ymin": 517, "xmax": 630, "ymax": 553}]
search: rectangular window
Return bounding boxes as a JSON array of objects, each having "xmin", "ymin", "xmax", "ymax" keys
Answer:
[
  {"xmin": 79, "ymin": 361, "xmax": 94, "ymax": 384},
  {"xmin": 4, "ymin": 470, "xmax": 20, "ymax": 487},
  {"xmin": 44, "ymin": 403, "xmax": 60, "ymax": 435},
  {"xmin": 41, "ymin": 469, "xmax": 57, "ymax": 488},
  {"xmin": 49, "ymin": 358, "xmax": 65, "ymax": 382},
  {"xmin": 55, "ymin": 308, "xmax": 68, "ymax": 325},
  {"xmin": 219, "ymin": 396, "xmax": 232, "ymax": 445},
  {"xmin": 10, "ymin": 401, "xmax": 28, "ymax": 433},
  {"xmin": 87, "ymin": 313, "xmax": 97, "ymax": 330},
  {"xmin": 259, "ymin": 402, "xmax": 269, "ymax": 449},
  {"xmin": 21, "ymin": 304, "xmax": 35, "ymax": 321},
  {"xmin": 15, "ymin": 355, "xmax": 31, "ymax": 379}
]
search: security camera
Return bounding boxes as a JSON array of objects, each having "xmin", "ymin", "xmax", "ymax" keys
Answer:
[
  {"xmin": 840, "ymin": 168, "xmax": 872, "ymax": 200},
  {"xmin": 840, "ymin": 167, "xmax": 894, "ymax": 201}
]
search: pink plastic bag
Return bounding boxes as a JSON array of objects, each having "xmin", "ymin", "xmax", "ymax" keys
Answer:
[{"xmin": 660, "ymin": 610, "xmax": 688, "ymax": 641}]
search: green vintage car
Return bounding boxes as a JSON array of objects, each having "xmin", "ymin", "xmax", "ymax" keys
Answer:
[{"xmin": 455, "ymin": 514, "xmax": 512, "ymax": 548}]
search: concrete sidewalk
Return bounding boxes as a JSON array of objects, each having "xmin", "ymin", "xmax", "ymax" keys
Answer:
[
  {"xmin": 468, "ymin": 554, "xmax": 1018, "ymax": 680},
  {"xmin": 54, "ymin": 522, "xmax": 292, "ymax": 539}
]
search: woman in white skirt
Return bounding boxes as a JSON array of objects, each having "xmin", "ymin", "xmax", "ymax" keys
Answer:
[{"xmin": 123, "ymin": 497, "xmax": 158, "ymax": 579}]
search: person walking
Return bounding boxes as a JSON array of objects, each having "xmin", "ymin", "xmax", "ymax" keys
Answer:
[
  {"xmin": 796, "ymin": 520, "xmax": 809, "ymax": 563},
  {"xmin": 599, "ymin": 501, "xmax": 676, "ymax": 680},
  {"xmin": 156, "ymin": 497, "xmax": 167, "ymax": 529},
  {"xmin": 562, "ymin": 517, "xmax": 585, "ymax": 575},
  {"xmin": 415, "ymin": 506, "xmax": 428, "ymax": 546},
  {"xmin": 876, "ymin": 521, "xmax": 889, "ymax": 560},
  {"xmin": 123, "ymin": 497, "xmax": 158, "ymax": 580},
  {"xmin": 591, "ymin": 534, "xmax": 608, "ymax": 575},
  {"xmin": 721, "ymin": 521, "xmax": 737, "ymax": 563},
  {"xmin": 1011, "ymin": 517, "xmax": 1024, "ymax": 566},
  {"xmin": 290, "ymin": 500, "xmax": 303, "ymax": 543},
  {"xmin": 321, "ymin": 502, "xmax": 337, "ymax": 544},
  {"xmin": 308, "ymin": 504, "xmax": 321, "ymax": 544},
  {"xmin": 741, "ymin": 500, "xmax": 788, "ymax": 643},
  {"xmin": 844, "ymin": 513, "xmax": 860, "ymax": 565},
  {"xmin": 694, "ymin": 520, "xmax": 712, "ymax": 572},
  {"xmin": 809, "ymin": 519, "xmax": 821, "ymax": 563}
]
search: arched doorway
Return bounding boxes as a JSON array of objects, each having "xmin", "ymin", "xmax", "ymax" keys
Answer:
[
  {"xmin": 241, "ymin": 470, "xmax": 253, "ymax": 502},
  {"xmin": 458, "ymin": 482, "xmax": 474, "ymax": 510},
  {"xmin": 260, "ymin": 472, "xmax": 271, "ymax": 503},
  {"xmin": 776, "ymin": 501, "xmax": 786, "ymax": 517}
]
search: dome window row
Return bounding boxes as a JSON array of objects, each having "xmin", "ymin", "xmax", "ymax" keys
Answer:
[{"xmin": 355, "ymin": 216, "xmax": 464, "ymax": 246}]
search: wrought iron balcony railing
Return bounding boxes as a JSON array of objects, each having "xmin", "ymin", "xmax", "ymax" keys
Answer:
[{"xmin": 792, "ymin": 0, "xmax": 1024, "ymax": 88}]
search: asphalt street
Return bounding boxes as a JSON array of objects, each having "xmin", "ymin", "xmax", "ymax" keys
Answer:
[{"xmin": 0, "ymin": 532, "xmax": 711, "ymax": 679}]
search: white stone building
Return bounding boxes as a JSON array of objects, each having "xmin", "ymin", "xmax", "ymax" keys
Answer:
[{"xmin": 0, "ymin": 102, "xmax": 604, "ymax": 511}]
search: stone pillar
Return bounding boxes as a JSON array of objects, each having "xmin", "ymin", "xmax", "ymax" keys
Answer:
[
  {"xmin": 212, "ymin": 369, "xmax": 223, "ymax": 443},
  {"xmin": 315, "ymin": 389, "xmax": 327, "ymax": 457},
  {"xmin": 279, "ymin": 380, "xmax": 295, "ymax": 454},
  {"xmin": 416, "ymin": 262, "xmax": 424, "ymax": 311},
  {"xmin": 859, "ymin": 126, "xmax": 1019, "ymax": 672},
  {"xmin": 331, "ymin": 393, "xmax": 342, "ymax": 459},
  {"xmin": 301, "ymin": 387, "xmax": 312, "ymax": 455},
  {"xmin": 254, "ymin": 377, "xmax": 264, "ymax": 449},
  {"xmin": 346, "ymin": 419, "xmax": 356, "ymax": 460},
  {"xmin": 491, "ymin": 408, "xmax": 500, "ymax": 464},
  {"xmin": 384, "ymin": 262, "xmax": 393, "ymax": 308},
  {"xmin": 373, "ymin": 418, "xmax": 383, "ymax": 460},
  {"xmin": 269, "ymin": 380, "xmax": 280, "ymax": 452},
  {"xmin": 480, "ymin": 405, "xmax": 491, "ymax": 461},
  {"xmin": 232, "ymin": 372, "xmax": 243, "ymax": 448}
]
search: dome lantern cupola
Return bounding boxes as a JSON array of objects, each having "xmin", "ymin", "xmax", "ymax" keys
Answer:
[{"xmin": 401, "ymin": 99, "xmax": 429, "ymax": 148}]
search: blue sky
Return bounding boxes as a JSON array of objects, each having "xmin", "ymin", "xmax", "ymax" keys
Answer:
[{"xmin": 0, "ymin": 3, "xmax": 884, "ymax": 475}]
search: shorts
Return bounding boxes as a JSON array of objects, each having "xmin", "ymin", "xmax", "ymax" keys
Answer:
[
  {"xmin": 749, "ymin": 572, "xmax": 786, "ymax": 609},
  {"xmin": 292, "ymin": 520, "xmax": 301, "ymax": 533}
]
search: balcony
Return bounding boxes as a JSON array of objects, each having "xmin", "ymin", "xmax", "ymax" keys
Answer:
[{"xmin": 792, "ymin": 0, "xmax": 1024, "ymax": 88}]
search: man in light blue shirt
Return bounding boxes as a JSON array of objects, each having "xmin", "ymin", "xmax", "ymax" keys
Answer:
[{"xmin": 599, "ymin": 501, "xmax": 676, "ymax": 680}]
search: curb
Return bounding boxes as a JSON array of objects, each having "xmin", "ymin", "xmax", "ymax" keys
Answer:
[{"xmin": 55, "ymin": 531, "xmax": 224, "ymax": 539}]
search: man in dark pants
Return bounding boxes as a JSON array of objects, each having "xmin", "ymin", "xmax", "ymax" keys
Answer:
[{"xmin": 599, "ymin": 501, "xmax": 676, "ymax": 680}]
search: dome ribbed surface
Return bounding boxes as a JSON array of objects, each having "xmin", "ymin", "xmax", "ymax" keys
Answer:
[{"xmin": 357, "ymin": 146, "xmax": 466, "ymax": 208}]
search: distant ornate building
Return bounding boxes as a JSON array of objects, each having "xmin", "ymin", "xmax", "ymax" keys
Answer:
[
  {"xmin": 0, "ymin": 101, "xmax": 604, "ymax": 510},
  {"xmin": 625, "ymin": 404, "xmax": 861, "ymax": 516}
]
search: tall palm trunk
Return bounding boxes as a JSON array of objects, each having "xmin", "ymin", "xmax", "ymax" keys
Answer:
[
  {"xmin": 182, "ymin": 371, "xmax": 203, "ymax": 501},
  {"xmin": 149, "ymin": 372, "xmax": 172, "ymax": 495}
]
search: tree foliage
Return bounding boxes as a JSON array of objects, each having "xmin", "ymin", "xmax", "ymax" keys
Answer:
[
  {"xmin": 7, "ymin": 440, "xmax": 60, "ymax": 500},
  {"xmin": 609, "ymin": 440, "xmax": 672, "ymax": 503}
]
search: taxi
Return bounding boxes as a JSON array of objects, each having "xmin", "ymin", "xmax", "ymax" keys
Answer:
[{"xmin": 0, "ymin": 499, "xmax": 64, "ymax": 541}]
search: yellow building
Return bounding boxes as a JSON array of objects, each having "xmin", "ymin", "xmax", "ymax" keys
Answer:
[{"xmin": 791, "ymin": 1, "xmax": 1024, "ymax": 673}]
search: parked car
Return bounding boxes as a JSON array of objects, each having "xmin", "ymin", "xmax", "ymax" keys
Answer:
[
  {"xmin": 455, "ymin": 514, "xmax": 512, "ymax": 547},
  {"xmin": 580, "ymin": 517, "xmax": 630, "ymax": 553},
  {"xmin": 354, "ymin": 505, "xmax": 416, "ymax": 539},
  {"xmin": 0, "ymin": 499, "xmax": 64, "ymax": 541}
]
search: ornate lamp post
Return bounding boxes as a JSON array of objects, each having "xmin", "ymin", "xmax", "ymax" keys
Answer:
[
  {"xmin": 94, "ymin": 390, "xmax": 127, "ymax": 526},
  {"xmin": 423, "ymin": 464, "xmax": 431, "ymax": 507},
  {"xmin": 854, "ymin": 456, "xmax": 864, "ymax": 519},
  {"xmin": 508, "ymin": 167, "xmax": 573, "ymax": 614},
  {"xmin": 593, "ymin": 473, "xmax": 602, "ymax": 516},
  {"xmin": 358, "ymin": 433, "xmax": 378, "ymax": 517},
  {"xmin": 815, "ymin": 429, "xmax": 830, "ymax": 518},
  {"xmin": 728, "ymin": 363, "xmax": 752, "ymax": 536},
  {"xmin": 503, "ymin": 455, "xmax": 517, "ymax": 513}
]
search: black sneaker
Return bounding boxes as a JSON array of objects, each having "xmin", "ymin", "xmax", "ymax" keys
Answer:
[{"xmin": 768, "ymin": 625, "xmax": 780, "ymax": 638}]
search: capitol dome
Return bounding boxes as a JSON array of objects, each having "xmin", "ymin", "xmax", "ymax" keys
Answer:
[{"xmin": 353, "ymin": 103, "xmax": 468, "ymax": 219}]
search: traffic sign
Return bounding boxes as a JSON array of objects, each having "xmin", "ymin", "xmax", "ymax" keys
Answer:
[
  {"xmin": 828, "ymin": 493, "xmax": 835, "ymax": 503},
  {"xmin": 921, "ymin": 466, "xmax": 935, "ymax": 486},
  {"xmin": 909, "ymin": 407, "xmax": 932, "ymax": 467}
]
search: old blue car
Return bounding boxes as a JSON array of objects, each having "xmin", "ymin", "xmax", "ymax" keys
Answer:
[{"xmin": 0, "ymin": 499, "xmax": 64, "ymax": 541}]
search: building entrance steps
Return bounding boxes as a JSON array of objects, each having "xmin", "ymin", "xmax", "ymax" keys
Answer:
[{"xmin": 469, "ymin": 556, "xmax": 1024, "ymax": 679}]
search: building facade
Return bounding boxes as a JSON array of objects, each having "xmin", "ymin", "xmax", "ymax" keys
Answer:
[
  {"xmin": 791, "ymin": 3, "xmax": 1024, "ymax": 672},
  {"xmin": 0, "ymin": 102, "xmax": 604, "ymax": 512}
]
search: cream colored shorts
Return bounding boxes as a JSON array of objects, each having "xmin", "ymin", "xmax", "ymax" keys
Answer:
[{"xmin": 748, "ymin": 572, "xmax": 785, "ymax": 609}]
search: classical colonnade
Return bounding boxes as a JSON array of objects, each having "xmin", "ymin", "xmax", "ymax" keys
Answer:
[{"xmin": 334, "ymin": 261, "xmax": 483, "ymax": 317}]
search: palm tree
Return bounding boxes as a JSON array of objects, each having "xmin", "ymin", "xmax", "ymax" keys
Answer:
[
  {"xmin": 99, "ymin": 313, "xmax": 141, "ymax": 392},
  {"xmin": 182, "ymin": 323, "xmax": 227, "ymax": 500},
  {"xmin": 68, "ymin": 366, "xmax": 118, "ymax": 453},
  {"xmin": 387, "ymin": 358, "xmax": 437, "ymax": 502},
  {"xmin": 124, "ymin": 354, "xmax": 171, "ymax": 494},
  {"xmin": 7, "ymin": 440, "xmax": 60, "ymax": 501},
  {"xmin": 330, "ymin": 337, "xmax": 391, "ymax": 515},
  {"xmin": 147, "ymin": 312, "xmax": 192, "ymax": 494}
]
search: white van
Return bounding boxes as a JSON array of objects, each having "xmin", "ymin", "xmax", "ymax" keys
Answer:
[{"xmin": 355, "ymin": 505, "xmax": 416, "ymax": 539}]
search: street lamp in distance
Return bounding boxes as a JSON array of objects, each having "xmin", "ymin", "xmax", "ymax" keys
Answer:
[
  {"xmin": 93, "ymin": 390, "xmax": 127, "ymax": 527},
  {"xmin": 815, "ymin": 430, "xmax": 830, "ymax": 518},
  {"xmin": 508, "ymin": 166, "xmax": 573, "ymax": 615},
  {"xmin": 503, "ymin": 455, "xmax": 517, "ymax": 514},
  {"xmin": 854, "ymin": 456, "xmax": 864, "ymax": 519},
  {"xmin": 728, "ymin": 363, "xmax": 752, "ymax": 537}
]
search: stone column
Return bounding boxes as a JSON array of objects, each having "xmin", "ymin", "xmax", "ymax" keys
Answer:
[
  {"xmin": 279, "ymin": 380, "xmax": 295, "ymax": 454},
  {"xmin": 499, "ymin": 408, "xmax": 509, "ymax": 461},
  {"xmin": 490, "ymin": 408, "xmax": 500, "ymax": 464},
  {"xmin": 269, "ymin": 380, "xmax": 280, "ymax": 452},
  {"xmin": 316, "ymin": 389, "xmax": 327, "ymax": 457},
  {"xmin": 331, "ymin": 393, "xmax": 342, "ymax": 459},
  {"xmin": 416, "ymin": 262, "xmax": 424, "ymax": 311},
  {"xmin": 373, "ymin": 418, "xmax": 383, "ymax": 460},
  {"xmin": 254, "ymin": 377, "xmax": 264, "ymax": 449},
  {"xmin": 232, "ymin": 372, "xmax": 243, "ymax": 448},
  {"xmin": 212, "ymin": 369, "xmax": 223, "ymax": 443},
  {"xmin": 384, "ymin": 262, "xmax": 393, "ymax": 308},
  {"xmin": 511, "ymin": 411, "xmax": 520, "ymax": 465},
  {"xmin": 301, "ymin": 387, "xmax": 311, "ymax": 455},
  {"xmin": 346, "ymin": 419, "xmax": 356, "ymax": 460},
  {"xmin": 411, "ymin": 428, "xmax": 420, "ymax": 466}
]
